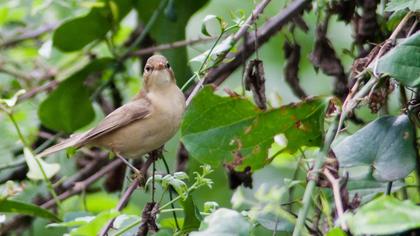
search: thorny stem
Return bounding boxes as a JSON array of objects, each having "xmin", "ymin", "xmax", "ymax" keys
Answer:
[{"xmin": 292, "ymin": 117, "xmax": 339, "ymax": 236}]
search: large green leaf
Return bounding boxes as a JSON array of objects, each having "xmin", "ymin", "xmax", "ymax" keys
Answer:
[
  {"xmin": 53, "ymin": 0, "xmax": 134, "ymax": 51},
  {"xmin": 38, "ymin": 58, "xmax": 114, "ymax": 133},
  {"xmin": 181, "ymin": 86, "xmax": 329, "ymax": 170},
  {"xmin": 136, "ymin": 0, "xmax": 209, "ymax": 86},
  {"xmin": 0, "ymin": 199, "xmax": 60, "ymax": 221},
  {"xmin": 189, "ymin": 208, "xmax": 250, "ymax": 236},
  {"xmin": 345, "ymin": 196, "xmax": 420, "ymax": 235},
  {"xmin": 377, "ymin": 32, "xmax": 420, "ymax": 87},
  {"xmin": 180, "ymin": 195, "xmax": 202, "ymax": 234},
  {"xmin": 69, "ymin": 210, "xmax": 119, "ymax": 236},
  {"xmin": 333, "ymin": 115, "xmax": 416, "ymax": 181},
  {"xmin": 346, "ymin": 178, "xmax": 404, "ymax": 203}
]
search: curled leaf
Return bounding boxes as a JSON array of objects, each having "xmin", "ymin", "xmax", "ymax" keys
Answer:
[
  {"xmin": 245, "ymin": 59, "xmax": 267, "ymax": 110},
  {"xmin": 0, "ymin": 89, "xmax": 26, "ymax": 108},
  {"xmin": 201, "ymin": 15, "xmax": 224, "ymax": 37},
  {"xmin": 24, "ymin": 148, "xmax": 60, "ymax": 180}
]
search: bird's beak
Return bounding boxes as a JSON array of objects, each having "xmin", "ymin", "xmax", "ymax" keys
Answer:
[{"xmin": 155, "ymin": 62, "xmax": 166, "ymax": 71}]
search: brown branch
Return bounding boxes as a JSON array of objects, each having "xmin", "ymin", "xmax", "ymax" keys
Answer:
[
  {"xmin": 0, "ymin": 22, "xmax": 59, "ymax": 48},
  {"xmin": 41, "ymin": 159, "xmax": 123, "ymax": 208},
  {"xmin": 99, "ymin": 156, "xmax": 155, "ymax": 236},
  {"xmin": 128, "ymin": 36, "xmax": 217, "ymax": 57},
  {"xmin": 17, "ymin": 80, "xmax": 59, "ymax": 102},
  {"xmin": 187, "ymin": 0, "xmax": 310, "ymax": 96},
  {"xmin": 323, "ymin": 168, "xmax": 347, "ymax": 230},
  {"xmin": 186, "ymin": 0, "xmax": 274, "ymax": 105}
]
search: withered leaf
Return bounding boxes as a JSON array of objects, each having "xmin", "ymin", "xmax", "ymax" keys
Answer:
[
  {"xmin": 245, "ymin": 59, "xmax": 267, "ymax": 110},
  {"xmin": 283, "ymin": 41, "xmax": 307, "ymax": 99}
]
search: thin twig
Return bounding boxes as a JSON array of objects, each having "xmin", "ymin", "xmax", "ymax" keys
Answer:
[
  {"xmin": 41, "ymin": 159, "xmax": 123, "ymax": 208},
  {"xmin": 323, "ymin": 168, "xmax": 347, "ymax": 230},
  {"xmin": 185, "ymin": 0, "xmax": 274, "ymax": 104},
  {"xmin": 192, "ymin": 0, "xmax": 310, "ymax": 91},
  {"xmin": 0, "ymin": 22, "xmax": 59, "ymax": 48},
  {"xmin": 98, "ymin": 157, "xmax": 154, "ymax": 236},
  {"xmin": 162, "ymin": 156, "xmax": 180, "ymax": 230},
  {"xmin": 128, "ymin": 36, "xmax": 217, "ymax": 57}
]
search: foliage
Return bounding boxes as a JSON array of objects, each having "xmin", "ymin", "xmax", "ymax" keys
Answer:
[{"xmin": 0, "ymin": 0, "xmax": 419, "ymax": 236}]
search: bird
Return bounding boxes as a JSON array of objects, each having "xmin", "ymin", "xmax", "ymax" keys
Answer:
[{"xmin": 37, "ymin": 55, "xmax": 186, "ymax": 162}]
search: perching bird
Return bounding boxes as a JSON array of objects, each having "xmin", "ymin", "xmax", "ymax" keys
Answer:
[{"xmin": 37, "ymin": 55, "xmax": 186, "ymax": 159}]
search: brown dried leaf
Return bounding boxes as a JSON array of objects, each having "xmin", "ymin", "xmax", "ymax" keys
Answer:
[
  {"xmin": 329, "ymin": 0, "xmax": 356, "ymax": 24},
  {"xmin": 283, "ymin": 41, "xmax": 307, "ymax": 99},
  {"xmin": 310, "ymin": 26, "xmax": 348, "ymax": 99},
  {"xmin": 245, "ymin": 59, "xmax": 267, "ymax": 110}
]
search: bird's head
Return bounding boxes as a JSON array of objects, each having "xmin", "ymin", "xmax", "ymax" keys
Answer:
[{"xmin": 143, "ymin": 55, "xmax": 176, "ymax": 91}]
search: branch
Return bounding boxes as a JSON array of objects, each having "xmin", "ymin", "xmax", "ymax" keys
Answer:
[
  {"xmin": 0, "ymin": 22, "xmax": 59, "ymax": 48},
  {"xmin": 323, "ymin": 168, "xmax": 347, "ymax": 230},
  {"xmin": 204, "ymin": 0, "xmax": 310, "ymax": 87},
  {"xmin": 99, "ymin": 156, "xmax": 155, "ymax": 236},
  {"xmin": 127, "ymin": 36, "xmax": 217, "ymax": 57},
  {"xmin": 41, "ymin": 159, "xmax": 123, "ymax": 208},
  {"xmin": 185, "ymin": 0, "xmax": 275, "ymax": 104}
]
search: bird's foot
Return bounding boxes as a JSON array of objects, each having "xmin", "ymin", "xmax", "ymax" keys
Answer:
[{"xmin": 114, "ymin": 152, "xmax": 142, "ymax": 176}]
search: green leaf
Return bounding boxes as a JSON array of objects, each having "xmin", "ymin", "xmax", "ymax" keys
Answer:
[
  {"xmin": 326, "ymin": 227, "xmax": 347, "ymax": 236},
  {"xmin": 0, "ymin": 89, "xmax": 25, "ymax": 108},
  {"xmin": 190, "ymin": 36, "xmax": 234, "ymax": 64},
  {"xmin": 190, "ymin": 208, "xmax": 250, "ymax": 236},
  {"xmin": 385, "ymin": 0, "xmax": 420, "ymax": 11},
  {"xmin": 48, "ymin": 216, "xmax": 94, "ymax": 228},
  {"xmin": 167, "ymin": 177, "xmax": 188, "ymax": 199},
  {"xmin": 70, "ymin": 210, "xmax": 119, "ymax": 236},
  {"xmin": 38, "ymin": 58, "xmax": 113, "ymax": 133},
  {"xmin": 24, "ymin": 148, "xmax": 60, "ymax": 180},
  {"xmin": 0, "ymin": 199, "xmax": 60, "ymax": 221},
  {"xmin": 346, "ymin": 178, "xmax": 405, "ymax": 203},
  {"xmin": 136, "ymin": 0, "xmax": 209, "ymax": 86},
  {"xmin": 180, "ymin": 195, "xmax": 202, "ymax": 234},
  {"xmin": 345, "ymin": 196, "xmax": 420, "ymax": 235},
  {"xmin": 333, "ymin": 115, "xmax": 417, "ymax": 181},
  {"xmin": 181, "ymin": 86, "xmax": 329, "ymax": 170},
  {"xmin": 377, "ymin": 32, "xmax": 420, "ymax": 87},
  {"xmin": 201, "ymin": 15, "xmax": 224, "ymax": 37},
  {"xmin": 53, "ymin": 0, "xmax": 134, "ymax": 51}
]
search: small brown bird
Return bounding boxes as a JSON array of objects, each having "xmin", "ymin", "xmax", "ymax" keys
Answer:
[{"xmin": 37, "ymin": 55, "xmax": 185, "ymax": 159}]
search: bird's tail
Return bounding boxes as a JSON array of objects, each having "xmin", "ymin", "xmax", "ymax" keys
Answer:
[{"xmin": 36, "ymin": 133, "xmax": 85, "ymax": 158}]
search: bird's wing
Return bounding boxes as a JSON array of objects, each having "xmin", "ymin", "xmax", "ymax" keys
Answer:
[{"xmin": 77, "ymin": 97, "xmax": 152, "ymax": 145}]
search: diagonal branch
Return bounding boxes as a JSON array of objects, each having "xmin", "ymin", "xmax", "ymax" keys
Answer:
[
  {"xmin": 99, "ymin": 156, "xmax": 155, "ymax": 236},
  {"xmin": 0, "ymin": 22, "xmax": 59, "ymax": 48},
  {"xmin": 204, "ymin": 0, "xmax": 310, "ymax": 87}
]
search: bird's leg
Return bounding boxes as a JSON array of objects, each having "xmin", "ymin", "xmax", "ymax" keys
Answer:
[{"xmin": 114, "ymin": 152, "xmax": 141, "ymax": 176}]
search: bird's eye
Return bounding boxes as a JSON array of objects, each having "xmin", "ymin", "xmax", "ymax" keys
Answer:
[
  {"xmin": 145, "ymin": 65, "xmax": 152, "ymax": 72},
  {"xmin": 165, "ymin": 62, "xmax": 170, "ymax": 69}
]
